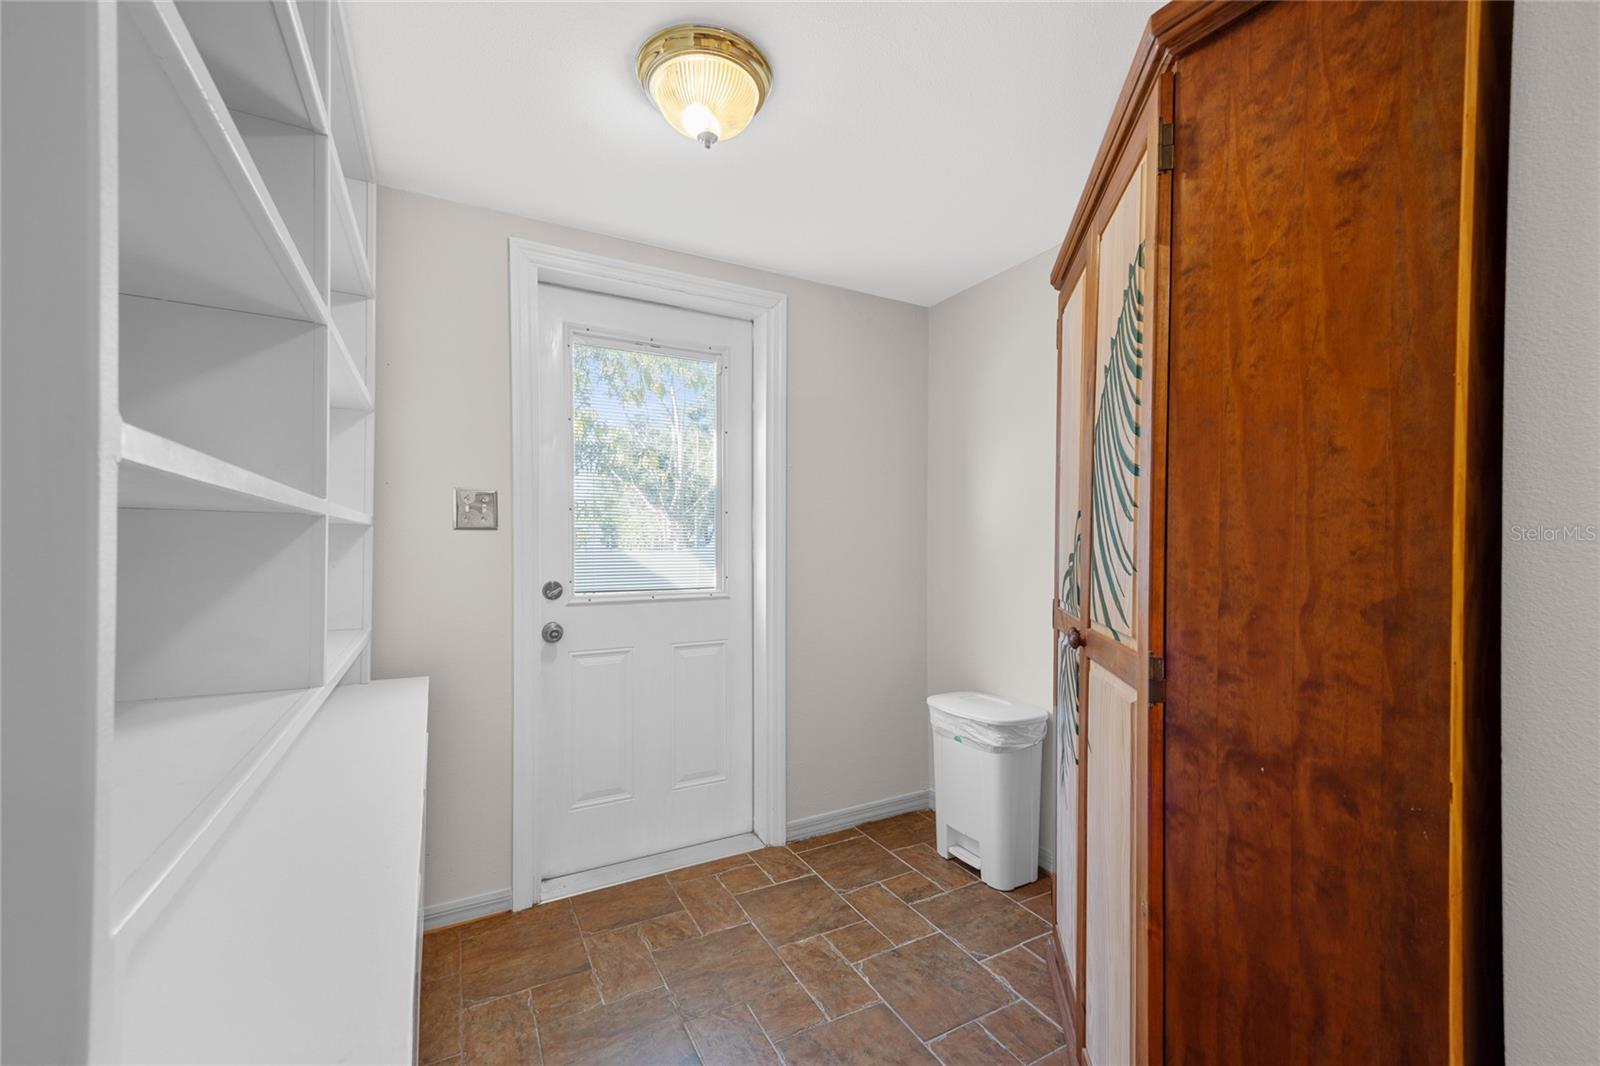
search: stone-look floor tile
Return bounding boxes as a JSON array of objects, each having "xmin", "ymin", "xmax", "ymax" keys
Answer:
[
  {"xmin": 461, "ymin": 990, "xmax": 539, "ymax": 1066},
  {"xmin": 985, "ymin": 945, "xmax": 1061, "ymax": 1024},
  {"xmin": 717, "ymin": 864, "xmax": 773, "ymax": 894},
  {"xmin": 1003, "ymin": 872, "xmax": 1053, "ymax": 901},
  {"xmin": 641, "ymin": 910, "xmax": 703, "ymax": 952},
  {"xmin": 419, "ymin": 977, "xmax": 462, "ymax": 1064},
  {"xmin": 893, "ymin": 845, "xmax": 978, "ymax": 892},
  {"xmin": 748, "ymin": 846, "xmax": 812, "ymax": 883},
  {"xmin": 652, "ymin": 924, "xmax": 797, "ymax": 1017},
  {"xmin": 585, "ymin": 926, "xmax": 662, "ymax": 1003},
  {"xmin": 738, "ymin": 876, "xmax": 861, "ymax": 945},
  {"xmin": 1028, "ymin": 1047, "xmax": 1076, "ymax": 1065},
  {"xmin": 843, "ymin": 883, "xmax": 933, "ymax": 945},
  {"xmin": 528, "ymin": 972, "xmax": 601, "ymax": 1021},
  {"xmin": 668, "ymin": 854, "xmax": 756, "ymax": 884},
  {"xmin": 788, "ymin": 828, "xmax": 862, "ymax": 853},
  {"xmin": 461, "ymin": 901, "xmax": 589, "ymax": 1005},
  {"xmin": 423, "ymin": 927, "xmax": 461, "ymax": 985},
  {"xmin": 857, "ymin": 811, "xmax": 936, "ymax": 851},
  {"xmin": 860, "ymin": 934, "xmax": 1013, "ymax": 1041},
  {"xmin": 676, "ymin": 875, "xmax": 748, "ymax": 934},
  {"xmin": 570, "ymin": 875, "xmax": 684, "ymax": 933},
  {"xmin": 979, "ymin": 1001, "xmax": 1065, "ymax": 1063},
  {"xmin": 685, "ymin": 1002, "xmax": 781, "ymax": 1066},
  {"xmin": 800, "ymin": 835, "xmax": 911, "ymax": 892},
  {"xmin": 915, "ymin": 883, "xmax": 1049, "ymax": 958},
  {"xmin": 775, "ymin": 1004, "xmax": 939, "ymax": 1065},
  {"xmin": 1023, "ymin": 933, "xmax": 1056, "ymax": 962},
  {"xmin": 777, "ymin": 938, "xmax": 877, "ymax": 1019},
  {"xmin": 928, "ymin": 1021, "xmax": 1021, "ymax": 1066},
  {"xmin": 824, "ymin": 921, "xmax": 891, "ymax": 963},
  {"xmin": 537, "ymin": 986, "xmax": 697, "ymax": 1066},
  {"xmin": 1024, "ymin": 894, "xmax": 1053, "ymax": 919},
  {"xmin": 882, "ymin": 870, "xmax": 943, "ymax": 904},
  {"xmin": 748, "ymin": 984, "xmax": 824, "ymax": 1042}
]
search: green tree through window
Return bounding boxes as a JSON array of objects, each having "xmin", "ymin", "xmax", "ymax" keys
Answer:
[{"xmin": 571, "ymin": 343, "xmax": 719, "ymax": 592}]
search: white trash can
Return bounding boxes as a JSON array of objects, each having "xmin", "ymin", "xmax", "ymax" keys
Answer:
[{"xmin": 928, "ymin": 691, "xmax": 1049, "ymax": 891}]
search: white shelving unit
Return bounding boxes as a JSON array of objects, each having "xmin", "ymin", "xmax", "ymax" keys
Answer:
[{"xmin": 2, "ymin": 1, "xmax": 420, "ymax": 1060}]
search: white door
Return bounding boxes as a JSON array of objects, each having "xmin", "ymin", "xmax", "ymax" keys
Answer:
[{"xmin": 534, "ymin": 284, "xmax": 754, "ymax": 880}]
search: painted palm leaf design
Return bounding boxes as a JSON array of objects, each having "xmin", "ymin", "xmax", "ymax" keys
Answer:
[
  {"xmin": 1057, "ymin": 514, "xmax": 1082, "ymax": 772},
  {"xmin": 1089, "ymin": 241, "xmax": 1145, "ymax": 643}
]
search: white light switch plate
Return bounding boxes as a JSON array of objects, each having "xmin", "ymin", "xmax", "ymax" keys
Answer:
[{"xmin": 454, "ymin": 489, "xmax": 498, "ymax": 530}]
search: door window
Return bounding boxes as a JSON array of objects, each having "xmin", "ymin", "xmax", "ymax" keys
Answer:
[{"xmin": 570, "ymin": 337, "xmax": 722, "ymax": 595}]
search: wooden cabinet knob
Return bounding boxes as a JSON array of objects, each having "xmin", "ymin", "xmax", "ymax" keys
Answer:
[{"xmin": 1067, "ymin": 626, "xmax": 1086, "ymax": 650}]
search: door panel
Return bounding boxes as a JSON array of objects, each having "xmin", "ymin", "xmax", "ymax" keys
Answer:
[
  {"xmin": 670, "ymin": 640, "xmax": 729, "ymax": 790},
  {"xmin": 1055, "ymin": 270, "xmax": 1088, "ymax": 992},
  {"xmin": 1086, "ymin": 661, "xmax": 1136, "ymax": 1066},
  {"xmin": 568, "ymin": 649, "xmax": 635, "ymax": 809},
  {"xmin": 536, "ymin": 284, "xmax": 754, "ymax": 881},
  {"xmin": 1088, "ymin": 167, "xmax": 1147, "ymax": 649}
]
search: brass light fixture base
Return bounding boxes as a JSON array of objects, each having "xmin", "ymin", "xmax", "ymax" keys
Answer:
[{"xmin": 635, "ymin": 24, "xmax": 773, "ymax": 116}]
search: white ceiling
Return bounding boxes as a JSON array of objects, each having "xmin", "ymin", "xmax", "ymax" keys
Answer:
[{"xmin": 344, "ymin": 1, "xmax": 1159, "ymax": 306}]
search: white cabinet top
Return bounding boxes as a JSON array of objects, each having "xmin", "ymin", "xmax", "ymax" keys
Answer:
[{"xmin": 118, "ymin": 678, "xmax": 429, "ymax": 1065}]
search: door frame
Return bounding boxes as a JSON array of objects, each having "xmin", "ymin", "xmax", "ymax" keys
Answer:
[{"xmin": 508, "ymin": 238, "xmax": 788, "ymax": 910}]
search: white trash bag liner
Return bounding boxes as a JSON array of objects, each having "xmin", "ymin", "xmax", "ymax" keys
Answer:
[{"xmin": 929, "ymin": 705, "xmax": 1046, "ymax": 753}]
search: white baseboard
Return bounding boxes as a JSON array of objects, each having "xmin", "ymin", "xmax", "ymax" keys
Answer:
[
  {"xmin": 423, "ymin": 889, "xmax": 512, "ymax": 931},
  {"xmin": 785, "ymin": 789, "xmax": 932, "ymax": 842}
]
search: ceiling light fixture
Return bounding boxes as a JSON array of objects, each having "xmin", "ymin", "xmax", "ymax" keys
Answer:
[{"xmin": 636, "ymin": 24, "xmax": 772, "ymax": 149}]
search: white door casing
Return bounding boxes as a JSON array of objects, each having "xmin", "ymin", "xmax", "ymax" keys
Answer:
[
  {"xmin": 509, "ymin": 239, "xmax": 787, "ymax": 909},
  {"xmin": 535, "ymin": 285, "xmax": 753, "ymax": 879}
]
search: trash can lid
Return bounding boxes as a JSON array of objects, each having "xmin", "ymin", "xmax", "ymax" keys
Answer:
[{"xmin": 926, "ymin": 691, "xmax": 1048, "ymax": 726}]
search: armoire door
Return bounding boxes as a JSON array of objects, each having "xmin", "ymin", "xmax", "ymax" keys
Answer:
[{"xmin": 1054, "ymin": 80, "xmax": 1168, "ymax": 1066}]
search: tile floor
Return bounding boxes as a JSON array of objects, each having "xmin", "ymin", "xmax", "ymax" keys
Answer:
[{"xmin": 419, "ymin": 811, "xmax": 1068, "ymax": 1065}]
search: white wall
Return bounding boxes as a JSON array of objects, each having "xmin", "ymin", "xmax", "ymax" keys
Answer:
[
  {"xmin": 372, "ymin": 188, "xmax": 929, "ymax": 910},
  {"xmin": 926, "ymin": 249, "xmax": 1060, "ymax": 861},
  {"xmin": 1502, "ymin": 5, "xmax": 1600, "ymax": 1063}
]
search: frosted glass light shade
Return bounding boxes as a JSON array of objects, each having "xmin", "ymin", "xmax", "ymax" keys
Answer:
[{"xmin": 637, "ymin": 26, "xmax": 772, "ymax": 149}]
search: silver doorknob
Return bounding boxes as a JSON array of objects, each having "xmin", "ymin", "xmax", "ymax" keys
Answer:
[{"xmin": 542, "ymin": 622, "xmax": 564, "ymax": 644}]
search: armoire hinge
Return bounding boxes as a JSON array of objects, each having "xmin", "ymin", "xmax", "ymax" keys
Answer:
[
  {"xmin": 1157, "ymin": 122, "xmax": 1175, "ymax": 172},
  {"xmin": 1148, "ymin": 655, "xmax": 1167, "ymax": 703}
]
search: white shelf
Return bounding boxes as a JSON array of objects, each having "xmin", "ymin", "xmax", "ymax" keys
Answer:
[
  {"xmin": 326, "ymin": 503, "xmax": 372, "ymax": 526},
  {"xmin": 117, "ymin": 678, "xmax": 427, "ymax": 1066},
  {"xmin": 120, "ymin": 424, "xmax": 378, "ymax": 527},
  {"xmin": 176, "ymin": 0, "xmax": 328, "ymax": 132},
  {"xmin": 325, "ymin": 628, "xmax": 369, "ymax": 684},
  {"xmin": 112, "ymin": 688, "xmax": 305, "ymax": 907},
  {"xmin": 328, "ymin": 1, "xmax": 375, "ymax": 183},
  {"xmin": 120, "ymin": 294, "xmax": 328, "ymax": 494},
  {"xmin": 329, "ymin": 137, "xmax": 375, "ymax": 297},
  {"xmin": 121, "ymin": 423, "xmax": 327, "ymax": 515},
  {"xmin": 329, "ymin": 319, "xmax": 374, "ymax": 411},
  {"xmin": 120, "ymin": 0, "xmax": 325, "ymax": 323},
  {"xmin": 110, "ymin": 629, "xmax": 372, "ymax": 940}
]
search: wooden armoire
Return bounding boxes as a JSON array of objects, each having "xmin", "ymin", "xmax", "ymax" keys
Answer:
[{"xmin": 1046, "ymin": 2, "xmax": 1510, "ymax": 1064}]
